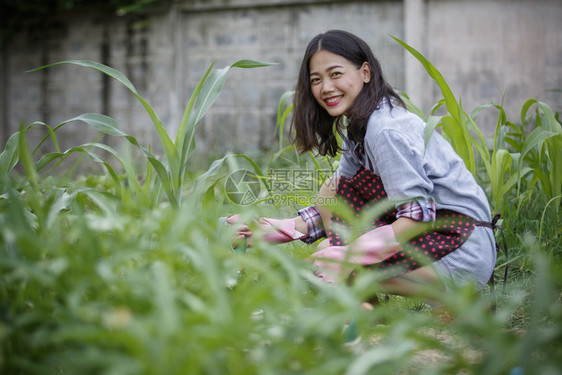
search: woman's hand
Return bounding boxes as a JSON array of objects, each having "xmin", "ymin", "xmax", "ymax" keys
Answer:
[
  {"xmin": 226, "ymin": 214, "xmax": 254, "ymax": 247},
  {"xmin": 225, "ymin": 215, "xmax": 308, "ymax": 247},
  {"xmin": 310, "ymin": 225, "xmax": 402, "ymax": 283}
]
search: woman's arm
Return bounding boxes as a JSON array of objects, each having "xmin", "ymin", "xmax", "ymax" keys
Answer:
[
  {"xmin": 316, "ymin": 174, "xmax": 339, "ymax": 228},
  {"xmin": 294, "ymin": 216, "xmax": 308, "ymax": 235},
  {"xmin": 390, "ymin": 216, "xmax": 430, "ymax": 243},
  {"xmin": 227, "ymin": 174, "xmax": 339, "ymax": 245}
]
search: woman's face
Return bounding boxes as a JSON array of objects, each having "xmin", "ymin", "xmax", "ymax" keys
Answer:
[{"xmin": 309, "ymin": 50, "xmax": 371, "ymax": 117}]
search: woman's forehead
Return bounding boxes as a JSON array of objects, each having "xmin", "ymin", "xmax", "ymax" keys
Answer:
[{"xmin": 309, "ymin": 50, "xmax": 354, "ymax": 74}]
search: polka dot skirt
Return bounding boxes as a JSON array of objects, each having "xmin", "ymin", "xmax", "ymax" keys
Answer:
[{"xmin": 327, "ymin": 168, "xmax": 476, "ymax": 279}]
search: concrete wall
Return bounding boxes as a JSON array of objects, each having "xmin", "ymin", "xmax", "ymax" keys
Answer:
[
  {"xmin": 1, "ymin": 0, "xmax": 560, "ymax": 158},
  {"xmin": 425, "ymin": 0, "xmax": 561, "ymax": 122}
]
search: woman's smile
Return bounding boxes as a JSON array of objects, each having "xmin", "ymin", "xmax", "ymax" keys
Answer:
[{"xmin": 324, "ymin": 95, "xmax": 343, "ymax": 106}]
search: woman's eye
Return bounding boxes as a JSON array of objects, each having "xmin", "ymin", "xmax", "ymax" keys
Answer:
[
  {"xmin": 310, "ymin": 77, "xmax": 320, "ymax": 84},
  {"xmin": 331, "ymin": 71, "xmax": 342, "ymax": 78}
]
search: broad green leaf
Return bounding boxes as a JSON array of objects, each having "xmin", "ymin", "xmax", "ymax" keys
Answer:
[
  {"xmin": 71, "ymin": 113, "xmax": 127, "ymax": 136},
  {"xmin": 423, "ymin": 115, "xmax": 442, "ymax": 149},
  {"xmin": 176, "ymin": 62, "xmax": 214, "ymax": 160},
  {"xmin": 202, "ymin": 179, "xmax": 222, "ymax": 211},
  {"xmin": 428, "ymin": 98, "xmax": 446, "ymax": 116},
  {"xmin": 491, "ymin": 104, "xmax": 508, "ymax": 152},
  {"xmin": 197, "ymin": 155, "xmax": 229, "ymax": 184},
  {"xmin": 441, "ymin": 116, "xmax": 475, "ymax": 174},
  {"xmin": 472, "ymin": 141, "xmax": 492, "ymax": 175},
  {"xmin": 182, "ymin": 60, "xmax": 275, "ymax": 164},
  {"xmin": 0, "ymin": 132, "xmax": 21, "ymax": 177},
  {"xmin": 534, "ymin": 102, "xmax": 562, "ymax": 200},
  {"xmin": 392, "ymin": 36, "xmax": 460, "ymax": 120},
  {"xmin": 82, "ymin": 142, "xmax": 141, "ymax": 194},
  {"xmin": 538, "ymin": 102, "xmax": 561, "ymax": 133},
  {"xmin": 182, "ymin": 66, "xmax": 233, "ymax": 161},
  {"xmin": 520, "ymin": 127, "xmax": 558, "ymax": 165},
  {"xmin": 501, "ymin": 167, "xmax": 530, "ymax": 197},
  {"xmin": 231, "ymin": 59, "xmax": 277, "ymax": 68},
  {"xmin": 26, "ymin": 121, "xmax": 62, "ymax": 154},
  {"xmin": 29, "ymin": 60, "xmax": 180, "ymax": 192},
  {"xmin": 80, "ymin": 188, "xmax": 119, "ymax": 217},
  {"xmin": 28, "ymin": 60, "xmax": 137, "ymax": 93},
  {"xmin": 308, "ymin": 151, "xmax": 328, "ymax": 182},
  {"xmin": 464, "ymin": 111, "xmax": 489, "ymax": 164},
  {"xmin": 399, "ymin": 92, "xmax": 426, "ymax": 121},
  {"xmin": 490, "ymin": 149, "xmax": 513, "ymax": 210},
  {"xmin": 36, "ymin": 152, "xmax": 65, "ymax": 171},
  {"xmin": 18, "ymin": 125, "xmax": 39, "ymax": 190},
  {"xmin": 193, "ymin": 153, "xmax": 269, "ymax": 205},
  {"xmin": 520, "ymin": 98, "xmax": 538, "ymax": 130},
  {"xmin": 276, "ymin": 90, "xmax": 295, "ymax": 149},
  {"xmin": 531, "ymin": 168, "xmax": 553, "ymax": 199},
  {"xmin": 45, "ymin": 189, "xmax": 78, "ymax": 229},
  {"xmin": 66, "ymin": 146, "xmax": 122, "ymax": 192},
  {"xmin": 469, "ymin": 102, "xmax": 495, "ymax": 121}
]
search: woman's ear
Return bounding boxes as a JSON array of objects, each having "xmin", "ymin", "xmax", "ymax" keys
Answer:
[{"xmin": 361, "ymin": 62, "xmax": 371, "ymax": 83}]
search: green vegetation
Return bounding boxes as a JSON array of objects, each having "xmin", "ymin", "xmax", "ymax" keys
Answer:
[{"xmin": 0, "ymin": 39, "xmax": 560, "ymax": 374}]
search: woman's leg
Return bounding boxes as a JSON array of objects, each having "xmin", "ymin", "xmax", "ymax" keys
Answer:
[{"xmin": 379, "ymin": 264, "xmax": 446, "ymax": 307}]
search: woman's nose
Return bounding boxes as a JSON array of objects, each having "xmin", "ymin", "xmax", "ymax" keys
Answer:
[{"xmin": 322, "ymin": 80, "xmax": 334, "ymax": 94}]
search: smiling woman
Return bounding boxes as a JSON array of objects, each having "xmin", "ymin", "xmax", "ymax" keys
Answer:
[
  {"xmin": 226, "ymin": 30, "xmax": 498, "ymax": 314},
  {"xmin": 291, "ymin": 30, "xmax": 404, "ymax": 158}
]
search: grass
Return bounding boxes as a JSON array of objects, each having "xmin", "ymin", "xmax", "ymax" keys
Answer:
[{"xmin": 0, "ymin": 38, "xmax": 561, "ymax": 374}]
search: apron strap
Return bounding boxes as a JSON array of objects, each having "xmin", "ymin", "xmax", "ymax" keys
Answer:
[{"xmin": 473, "ymin": 212, "xmax": 508, "ymax": 312}]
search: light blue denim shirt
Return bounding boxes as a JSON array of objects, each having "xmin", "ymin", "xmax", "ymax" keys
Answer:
[{"xmin": 337, "ymin": 101, "xmax": 491, "ymax": 223}]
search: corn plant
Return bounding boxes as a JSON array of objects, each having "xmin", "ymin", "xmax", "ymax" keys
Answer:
[
  {"xmin": 22, "ymin": 59, "xmax": 275, "ymax": 208},
  {"xmin": 519, "ymin": 99, "xmax": 562, "ymax": 207},
  {"xmin": 393, "ymin": 36, "xmax": 476, "ymax": 176},
  {"xmin": 394, "ymin": 36, "xmax": 561, "ymax": 217},
  {"xmin": 196, "ymin": 89, "xmax": 338, "ymax": 212},
  {"xmin": 1, "ymin": 40, "xmax": 561, "ymax": 375}
]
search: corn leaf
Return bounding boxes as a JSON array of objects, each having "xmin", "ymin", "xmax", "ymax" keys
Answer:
[
  {"xmin": 400, "ymin": 92, "xmax": 426, "ymax": 121},
  {"xmin": 182, "ymin": 60, "xmax": 276, "ymax": 163},
  {"xmin": 276, "ymin": 90, "xmax": 295, "ymax": 149},
  {"xmin": 18, "ymin": 125, "xmax": 39, "ymax": 190},
  {"xmin": 29, "ymin": 60, "xmax": 180, "ymax": 190},
  {"xmin": 392, "ymin": 36, "xmax": 460, "ymax": 120},
  {"xmin": 0, "ymin": 132, "xmax": 21, "ymax": 177}
]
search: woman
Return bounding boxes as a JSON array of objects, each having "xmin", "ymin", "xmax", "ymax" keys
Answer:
[{"xmin": 229, "ymin": 30, "xmax": 496, "ymax": 303}]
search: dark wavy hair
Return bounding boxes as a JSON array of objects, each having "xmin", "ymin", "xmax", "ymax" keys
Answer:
[{"xmin": 290, "ymin": 30, "xmax": 404, "ymax": 157}]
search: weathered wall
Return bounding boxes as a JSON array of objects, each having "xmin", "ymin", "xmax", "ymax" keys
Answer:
[
  {"xmin": 1, "ymin": 0, "xmax": 560, "ymax": 158},
  {"xmin": 178, "ymin": 0, "xmax": 404, "ymax": 153},
  {"xmin": 424, "ymin": 0, "xmax": 561, "ymax": 123}
]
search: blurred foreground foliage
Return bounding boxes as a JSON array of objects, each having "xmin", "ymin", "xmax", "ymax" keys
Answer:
[{"xmin": 0, "ymin": 39, "xmax": 561, "ymax": 374}]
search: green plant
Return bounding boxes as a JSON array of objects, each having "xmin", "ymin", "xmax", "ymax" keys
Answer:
[
  {"xmin": 519, "ymin": 99, "xmax": 562, "ymax": 208},
  {"xmin": 21, "ymin": 59, "xmax": 275, "ymax": 208},
  {"xmin": 393, "ymin": 36, "xmax": 476, "ymax": 177},
  {"xmin": 1, "ymin": 40, "xmax": 561, "ymax": 375},
  {"xmin": 394, "ymin": 36, "xmax": 561, "ymax": 218}
]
